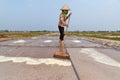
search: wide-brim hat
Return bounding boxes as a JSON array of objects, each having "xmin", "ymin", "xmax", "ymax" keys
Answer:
[{"xmin": 60, "ymin": 4, "xmax": 70, "ymax": 11}]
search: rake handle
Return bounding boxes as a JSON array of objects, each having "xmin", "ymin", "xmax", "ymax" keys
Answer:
[{"xmin": 66, "ymin": 16, "xmax": 71, "ymax": 31}]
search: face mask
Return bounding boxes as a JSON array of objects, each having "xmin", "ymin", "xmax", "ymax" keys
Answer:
[{"xmin": 62, "ymin": 10, "xmax": 68, "ymax": 16}]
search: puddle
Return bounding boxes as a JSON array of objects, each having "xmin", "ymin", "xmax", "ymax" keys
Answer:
[
  {"xmin": 72, "ymin": 40, "xmax": 81, "ymax": 43},
  {"xmin": 43, "ymin": 40, "xmax": 52, "ymax": 43},
  {"xmin": 13, "ymin": 40, "xmax": 26, "ymax": 43}
]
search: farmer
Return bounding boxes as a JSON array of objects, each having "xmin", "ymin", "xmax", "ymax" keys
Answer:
[{"xmin": 58, "ymin": 4, "xmax": 72, "ymax": 47}]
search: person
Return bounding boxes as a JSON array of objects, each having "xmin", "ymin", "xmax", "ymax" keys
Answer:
[{"xmin": 58, "ymin": 4, "xmax": 72, "ymax": 47}]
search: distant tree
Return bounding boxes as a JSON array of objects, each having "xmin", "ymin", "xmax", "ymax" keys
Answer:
[
  {"xmin": 117, "ymin": 30, "xmax": 120, "ymax": 32},
  {"xmin": 0, "ymin": 30, "xmax": 9, "ymax": 32},
  {"xmin": 4, "ymin": 30, "xmax": 9, "ymax": 32}
]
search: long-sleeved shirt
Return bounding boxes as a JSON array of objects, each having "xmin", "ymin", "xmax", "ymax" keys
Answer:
[{"xmin": 58, "ymin": 13, "xmax": 70, "ymax": 27}]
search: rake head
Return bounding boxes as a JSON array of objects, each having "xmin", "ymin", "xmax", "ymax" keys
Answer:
[{"xmin": 53, "ymin": 51, "xmax": 70, "ymax": 59}]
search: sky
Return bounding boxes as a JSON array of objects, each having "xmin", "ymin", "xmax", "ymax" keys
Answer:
[{"xmin": 0, "ymin": 0, "xmax": 120, "ymax": 31}]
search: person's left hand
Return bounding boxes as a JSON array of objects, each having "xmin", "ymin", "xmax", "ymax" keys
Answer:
[{"xmin": 69, "ymin": 12, "xmax": 72, "ymax": 16}]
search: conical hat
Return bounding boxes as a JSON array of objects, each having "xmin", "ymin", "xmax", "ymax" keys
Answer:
[{"xmin": 60, "ymin": 4, "xmax": 70, "ymax": 11}]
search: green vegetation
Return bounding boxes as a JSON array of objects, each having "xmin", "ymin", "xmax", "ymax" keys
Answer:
[
  {"xmin": 0, "ymin": 31, "xmax": 120, "ymax": 41},
  {"xmin": 67, "ymin": 31, "xmax": 120, "ymax": 41},
  {"xmin": 0, "ymin": 31, "xmax": 51, "ymax": 39}
]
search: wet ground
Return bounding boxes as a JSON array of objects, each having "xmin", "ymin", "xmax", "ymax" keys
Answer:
[{"xmin": 0, "ymin": 35, "xmax": 120, "ymax": 80}]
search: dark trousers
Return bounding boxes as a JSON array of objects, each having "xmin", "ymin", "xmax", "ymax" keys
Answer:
[{"xmin": 58, "ymin": 26, "xmax": 64, "ymax": 41}]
